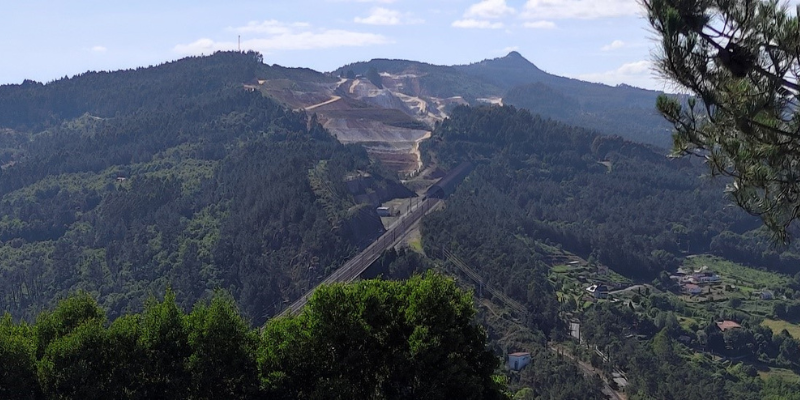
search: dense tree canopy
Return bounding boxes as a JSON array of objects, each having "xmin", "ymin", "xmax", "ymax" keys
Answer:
[
  {"xmin": 0, "ymin": 276, "xmax": 509, "ymax": 400},
  {"xmin": 422, "ymin": 105, "xmax": 798, "ymax": 279},
  {"xmin": 644, "ymin": 0, "xmax": 800, "ymax": 239},
  {"xmin": 0, "ymin": 52, "xmax": 394, "ymax": 324}
]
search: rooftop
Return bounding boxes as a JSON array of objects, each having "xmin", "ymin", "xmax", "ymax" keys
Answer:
[{"xmin": 716, "ymin": 320, "xmax": 742, "ymax": 331}]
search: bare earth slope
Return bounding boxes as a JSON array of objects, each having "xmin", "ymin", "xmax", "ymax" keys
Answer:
[{"xmin": 256, "ymin": 52, "xmax": 675, "ymax": 176}]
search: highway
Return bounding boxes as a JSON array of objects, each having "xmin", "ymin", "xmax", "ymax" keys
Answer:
[{"xmin": 277, "ymin": 196, "xmax": 440, "ymax": 317}]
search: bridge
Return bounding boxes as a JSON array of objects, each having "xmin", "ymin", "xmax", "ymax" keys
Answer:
[{"xmin": 278, "ymin": 196, "xmax": 441, "ymax": 317}]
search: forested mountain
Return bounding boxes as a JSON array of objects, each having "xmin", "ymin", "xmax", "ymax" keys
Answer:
[
  {"xmin": 420, "ymin": 105, "xmax": 800, "ymax": 398},
  {"xmin": 422, "ymin": 105, "xmax": 795, "ymax": 280},
  {"xmin": 6, "ymin": 50, "xmax": 800, "ymax": 398},
  {"xmin": 0, "ymin": 52, "xmax": 393, "ymax": 324}
]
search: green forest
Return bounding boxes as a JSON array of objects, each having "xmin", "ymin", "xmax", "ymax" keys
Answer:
[
  {"xmin": 4, "ymin": 50, "xmax": 800, "ymax": 399},
  {"xmin": 0, "ymin": 273, "xmax": 509, "ymax": 400},
  {"xmin": 0, "ymin": 52, "xmax": 391, "ymax": 324},
  {"xmin": 420, "ymin": 105, "xmax": 800, "ymax": 399}
]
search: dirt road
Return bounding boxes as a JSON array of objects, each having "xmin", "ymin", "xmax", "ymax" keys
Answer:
[{"xmin": 304, "ymin": 95, "xmax": 341, "ymax": 111}]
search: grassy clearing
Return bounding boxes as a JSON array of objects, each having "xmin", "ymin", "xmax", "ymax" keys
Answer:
[
  {"xmin": 758, "ymin": 366, "xmax": 800, "ymax": 383},
  {"xmin": 678, "ymin": 316, "xmax": 698, "ymax": 330},
  {"xmin": 551, "ymin": 265, "xmax": 572, "ymax": 273},
  {"xmin": 763, "ymin": 319, "xmax": 800, "ymax": 338},
  {"xmin": 408, "ymin": 238, "xmax": 423, "ymax": 253}
]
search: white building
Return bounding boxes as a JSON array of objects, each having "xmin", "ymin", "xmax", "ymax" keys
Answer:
[{"xmin": 508, "ymin": 352, "xmax": 531, "ymax": 371}]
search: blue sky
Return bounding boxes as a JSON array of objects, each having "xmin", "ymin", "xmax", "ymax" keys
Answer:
[{"xmin": 2, "ymin": 0, "xmax": 683, "ymax": 90}]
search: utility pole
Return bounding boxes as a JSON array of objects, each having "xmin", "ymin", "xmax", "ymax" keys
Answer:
[{"xmin": 238, "ymin": 35, "xmax": 241, "ymax": 52}]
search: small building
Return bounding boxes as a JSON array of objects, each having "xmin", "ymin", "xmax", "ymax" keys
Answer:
[
  {"xmin": 760, "ymin": 290, "xmax": 774, "ymax": 300},
  {"xmin": 585, "ymin": 284, "xmax": 609, "ymax": 299},
  {"xmin": 376, "ymin": 207, "xmax": 391, "ymax": 217},
  {"xmin": 425, "ymin": 162, "xmax": 474, "ymax": 199},
  {"xmin": 684, "ymin": 283, "xmax": 702, "ymax": 296},
  {"xmin": 716, "ymin": 320, "xmax": 742, "ymax": 332},
  {"xmin": 700, "ymin": 274, "xmax": 721, "ymax": 283},
  {"xmin": 508, "ymin": 352, "xmax": 531, "ymax": 371},
  {"xmin": 569, "ymin": 322, "xmax": 582, "ymax": 342}
]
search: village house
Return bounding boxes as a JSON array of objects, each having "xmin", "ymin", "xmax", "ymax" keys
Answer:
[
  {"xmin": 585, "ymin": 284, "xmax": 609, "ymax": 299},
  {"xmin": 716, "ymin": 320, "xmax": 742, "ymax": 332},
  {"xmin": 684, "ymin": 283, "xmax": 702, "ymax": 296}
]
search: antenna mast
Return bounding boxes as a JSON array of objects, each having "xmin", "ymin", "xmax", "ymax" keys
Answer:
[{"xmin": 238, "ymin": 35, "xmax": 241, "ymax": 52}]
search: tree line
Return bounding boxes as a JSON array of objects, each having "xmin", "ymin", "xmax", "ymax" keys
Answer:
[{"xmin": 0, "ymin": 274, "xmax": 508, "ymax": 400}]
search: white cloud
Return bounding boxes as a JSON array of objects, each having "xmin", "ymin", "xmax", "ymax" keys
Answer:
[
  {"xmin": 452, "ymin": 19, "xmax": 505, "ymax": 29},
  {"xmin": 576, "ymin": 60, "xmax": 654, "ymax": 88},
  {"xmin": 91, "ymin": 45, "xmax": 107, "ymax": 52},
  {"xmin": 522, "ymin": 0, "xmax": 640, "ymax": 20},
  {"xmin": 523, "ymin": 20, "xmax": 556, "ymax": 29},
  {"xmin": 465, "ymin": 0, "xmax": 515, "ymax": 19},
  {"xmin": 354, "ymin": 8, "xmax": 423, "ymax": 25},
  {"xmin": 174, "ymin": 22, "xmax": 390, "ymax": 55},
  {"xmin": 601, "ymin": 40, "xmax": 625, "ymax": 51},
  {"xmin": 502, "ymin": 46, "xmax": 519, "ymax": 53}
]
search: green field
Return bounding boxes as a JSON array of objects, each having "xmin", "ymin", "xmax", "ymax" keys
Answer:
[
  {"xmin": 763, "ymin": 319, "xmax": 800, "ymax": 339},
  {"xmin": 408, "ymin": 238, "xmax": 423, "ymax": 253},
  {"xmin": 758, "ymin": 366, "xmax": 800, "ymax": 383}
]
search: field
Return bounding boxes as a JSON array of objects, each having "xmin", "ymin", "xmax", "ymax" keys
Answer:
[
  {"xmin": 758, "ymin": 366, "xmax": 800, "ymax": 383},
  {"xmin": 762, "ymin": 319, "xmax": 800, "ymax": 339}
]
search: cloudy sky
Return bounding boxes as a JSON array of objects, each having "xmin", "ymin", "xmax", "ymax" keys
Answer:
[{"xmin": 2, "ymin": 0, "xmax": 679, "ymax": 90}]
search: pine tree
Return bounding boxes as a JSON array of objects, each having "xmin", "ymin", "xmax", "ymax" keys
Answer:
[{"xmin": 644, "ymin": 0, "xmax": 800, "ymax": 240}]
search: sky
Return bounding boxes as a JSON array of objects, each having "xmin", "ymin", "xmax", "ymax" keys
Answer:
[{"xmin": 0, "ymin": 0, "xmax": 691, "ymax": 90}]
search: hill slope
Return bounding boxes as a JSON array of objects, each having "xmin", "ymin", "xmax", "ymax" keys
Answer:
[
  {"xmin": 0, "ymin": 52, "xmax": 395, "ymax": 324},
  {"xmin": 334, "ymin": 52, "xmax": 675, "ymax": 149}
]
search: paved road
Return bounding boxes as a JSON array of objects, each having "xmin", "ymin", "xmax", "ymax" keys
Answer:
[{"xmin": 278, "ymin": 197, "xmax": 440, "ymax": 317}]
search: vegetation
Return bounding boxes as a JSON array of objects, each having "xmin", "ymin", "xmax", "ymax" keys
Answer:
[
  {"xmin": 422, "ymin": 105, "xmax": 800, "ymax": 279},
  {"xmin": 0, "ymin": 274, "xmax": 509, "ymax": 399},
  {"xmin": 0, "ymin": 52, "xmax": 392, "ymax": 325},
  {"xmin": 644, "ymin": 0, "xmax": 800, "ymax": 239},
  {"xmin": 7, "ymin": 45, "xmax": 800, "ymax": 398},
  {"xmin": 418, "ymin": 104, "xmax": 800, "ymax": 398}
]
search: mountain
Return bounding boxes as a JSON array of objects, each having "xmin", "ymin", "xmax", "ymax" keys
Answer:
[
  {"xmin": 5, "ymin": 51, "xmax": 800, "ymax": 399},
  {"xmin": 460, "ymin": 53, "xmax": 673, "ymax": 149},
  {"xmin": 0, "ymin": 52, "xmax": 403, "ymax": 324},
  {"xmin": 329, "ymin": 52, "xmax": 675, "ymax": 149}
]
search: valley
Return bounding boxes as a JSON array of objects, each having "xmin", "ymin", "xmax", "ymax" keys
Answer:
[{"xmin": 2, "ymin": 51, "xmax": 800, "ymax": 399}]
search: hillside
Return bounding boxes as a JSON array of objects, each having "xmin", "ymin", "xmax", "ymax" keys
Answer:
[
  {"xmin": 421, "ymin": 105, "xmax": 787, "ymax": 279},
  {"xmin": 334, "ymin": 52, "xmax": 675, "ymax": 149},
  {"xmin": 0, "ymin": 52, "xmax": 401, "ymax": 324},
  {"xmin": 419, "ymin": 105, "xmax": 800, "ymax": 399}
]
